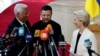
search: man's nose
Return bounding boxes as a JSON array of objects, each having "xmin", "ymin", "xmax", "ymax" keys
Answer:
[{"xmin": 44, "ymin": 16, "xmax": 48, "ymax": 19}]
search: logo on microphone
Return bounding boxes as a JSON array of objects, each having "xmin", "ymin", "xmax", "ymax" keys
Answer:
[
  {"xmin": 26, "ymin": 32, "xmax": 32, "ymax": 42},
  {"xmin": 34, "ymin": 29, "xmax": 40, "ymax": 37},
  {"xmin": 84, "ymin": 39, "xmax": 92, "ymax": 49}
]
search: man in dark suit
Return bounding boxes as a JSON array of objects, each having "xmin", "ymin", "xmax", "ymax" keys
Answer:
[{"xmin": 4, "ymin": 3, "xmax": 33, "ymax": 56}]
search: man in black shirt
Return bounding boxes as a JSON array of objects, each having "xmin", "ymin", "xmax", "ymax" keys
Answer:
[{"xmin": 32, "ymin": 5, "xmax": 62, "ymax": 56}]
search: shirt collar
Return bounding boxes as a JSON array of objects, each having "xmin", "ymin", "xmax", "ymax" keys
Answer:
[{"xmin": 16, "ymin": 17, "xmax": 24, "ymax": 26}]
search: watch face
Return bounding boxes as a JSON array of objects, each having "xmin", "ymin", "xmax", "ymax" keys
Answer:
[{"xmin": 18, "ymin": 26, "xmax": 24, "ymax": 36}]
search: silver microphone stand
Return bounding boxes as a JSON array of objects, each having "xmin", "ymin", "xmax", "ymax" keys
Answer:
[
  {"xmin": 35, "ymin": 41, "xmax": 39, "ymax": 56},
  {"xmin": 49, "ymin": 35, "xmax": 60, "ymax": 56},
  {"xmin": 48, "ymin": 37, "xmax": 54, "ymax": 56},
  {"xmin": 43, "ymin": 41, "xmax": 47, "ymax": 56}
]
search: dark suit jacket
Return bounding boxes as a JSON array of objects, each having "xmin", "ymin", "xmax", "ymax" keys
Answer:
[
  {"xmin": 6, "ymin": 18, "xmax": 31, "ymax": 34},
  {"xmin": 5, "ymin": 18, "xmax": 33, "ymax": 56}
]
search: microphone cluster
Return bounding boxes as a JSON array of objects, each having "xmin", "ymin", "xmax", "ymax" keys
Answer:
[
  {"xmin": 39, "ymin": 24, "xmax": 60, "ymax": 56},
  {"xmin": 0, "ymin": 27, "xmax": 20, "ymax": 55},
  {"xmin": 0, "ymin": 25, "xmax": 33, "ymax": 56},
  {"xmin": 40, "ymin": 24, "xmax": 52, "ymax": 41}
]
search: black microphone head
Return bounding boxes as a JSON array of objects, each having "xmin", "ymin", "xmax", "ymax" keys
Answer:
[
  {"xmin": 59, "ymin": 34, "xmax": 66, "ymax": 46},
  {"xmin": 59, "ymin": 34, "xmax": 65, "ymax": 41}
]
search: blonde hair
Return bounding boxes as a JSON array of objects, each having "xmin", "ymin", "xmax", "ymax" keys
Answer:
[{"xmin": 74, "ymin": 10, "xmax": 90, "ymax": 27}]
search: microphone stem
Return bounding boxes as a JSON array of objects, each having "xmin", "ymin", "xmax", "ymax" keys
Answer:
[
  {"xmin": 43, "ymin": 41, "xmax": 47, "ymax": 56},
  {"xmin": 61, "ymin": 46, "xmax": 65, "ymax": 56},
  {"xmin": 0, "ymin": 50, "xmax": 2, "ymax": 56},
  {"xmin": 94, "ymin": 52, "xmax": 100, "ymax": 56},
  {"xmin": 18, "ymin": 43, "xmax": 27, "ymax": 56},
  {"xmin": 35, "ymin": 46, "xmax": 38, "ymax": 56},
  {"xmin": 0, "ymin": 41, "xmax": 4, "ymax": 49},
  {"xmin": 88, "ymin": 49, "xmax": 92, "ymax": 56},
  {"xmin": 26, "ymin": 42, "xmax": 29, "ymax": 56},
  {"xmin": 36, "ymin": 41, "xmax": 39, "ymax": 56},
  {"xmin": 89, "ymin": 49, "xmax": 100, "ymax": 56},
  {"xmin": 50, "ymin": 36, "xmax": 60, "ymax": 56},
  {"xmin": 48, "ymin": 38, "xmax": 54, "ymax": 56}
]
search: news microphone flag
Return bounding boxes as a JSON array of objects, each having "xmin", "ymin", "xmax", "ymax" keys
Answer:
[
  {"xmin": 84, "ymin": 39, "xmax": 92, "ymax": 49},
  {"xmin": 25, "ymin": 32, "xmax": 32, "ymax": 42},
  {"xmin": 18, "ymin": 26, "xmax": 24, "ymax": 36},
  {"xmin": 85, "ymin": 0, "xmax": 100, "ymax": 19}
]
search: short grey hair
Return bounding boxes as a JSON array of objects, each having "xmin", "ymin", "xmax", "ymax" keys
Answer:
[
  {"xmin": 74, "ymin": 10, "xmax": 90, "ymax": 27},
  {"xmin": 14, "ymin": 3, "xmax": 28, "ymax": 16}
]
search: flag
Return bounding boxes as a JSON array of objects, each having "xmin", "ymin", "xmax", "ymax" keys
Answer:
[
  {"xmin": 0, "ymin": 0, "xmax": 53, "ymax": 14},
  {"xmin": 0, "ymin": 0, "xmax": 22, "ymax": 14},
  {"xmin": 85, "ymin": 0, "xmax": 100, "ymax": 19}
]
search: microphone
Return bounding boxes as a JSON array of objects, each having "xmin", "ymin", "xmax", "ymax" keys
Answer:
[
  {"xmin": 40, "ymin": 29, "xmax": 48, "ymax": 41},
  {"xmin": 46, "ymin": 25, "xmax": 55, "ymax": 56},
  {"xmin": 84, "ymin": 39, "xmax": 92, "ymax": 49},
  {"xmin": 25, "ymin": 32, "xmax": 32, "ymax": 56},
  {"xmin": 84, "ymin": 39, "xmax": 100, "ymax": 56},
  {"xmin": 2, "ymin": 27, "xmax": 18, "ymax": 55},
  {"xmin": 40, "ymin": 29, "xmax": 48, "ymax": 56},
  {"xmin": 0, "ymin": 33, "xmax": 18, "ymax": 56},
  {"xmin": 40, "ymin": 24, "xmax": 53, "ymax": 41},
  {"xmin": 0, "ymin": 34, "xmax": 9, "ymax": 52},
  {"xmin": 18, "ymin": 26, "xmax": 24, "ymax": 36},
  {"xmin": 39, "ymin": 24, "xmax": 52, "ymax": 56},
  {"xmin": 10, "ymin": 27, "xmax": 18, "ymax": 38},
  {"xmin": 84, "ymin": 39, "xmax": 92, "ymax": 56},
  {"xmin": 46, "ymin": 24, "xmax": 60, "ymax": 56},
  {"xmin": 18, "ymin": 33, "xmax": 32, "ymax": 56},
  {"xmin": 59, "ymin": 34, "xmax": 66, "ymax": 46},
  {"xmin": 59, "ymin": 41, "xmax": 66, "ymax": 56},
  {"xmin": 25, "ymin": 32, "xmax": 32, "ymax": 43},
  {"xmin": 0, "ymin": 27, "xmax": 18, "ymax": 47},
  {"xmin": 45, "ymin": 24, "xmax": 52, "ymax": 34},
  {"xmin": 0, "ymin": 27, "xmax": 18, "ymax": 43},
  {"xmin": 58, "ymin": 34, "xmax": 66, "ymax": 56},
  {"xmin": 0, "ymin": 34, "xmax": 10, "ymax": 49}
]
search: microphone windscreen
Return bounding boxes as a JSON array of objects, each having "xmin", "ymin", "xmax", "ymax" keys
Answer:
[
  {"xmin": 10, "ymin": 27, "xmax": 18, "ymax": 37},
  {"xmin": 25, "ymin": 32, "xmax": 32, "ymax": 42},
  {"xmin": 40, "ymin": 29, "xmax": 48, "ymax": 41},
  {"xmin": 84, "ymin": 39, "xmax": 92, "ymax": 49},
  {"xmin": 45, "ymin": 24, "xmax": 52, "ymax": 33},
  {"xmin": 18, "ymin": 26, "xmax": 24, "ymax": 36},
  {"xmin": 59, "ymin": 34, "xmax": 65, "ymax": 41}
]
